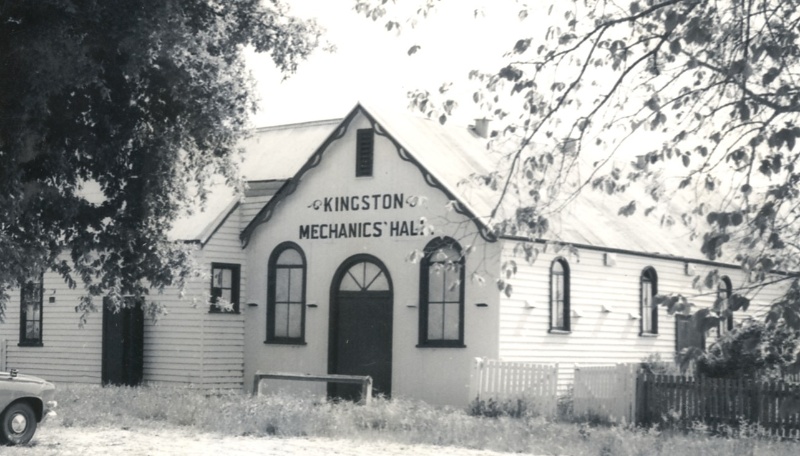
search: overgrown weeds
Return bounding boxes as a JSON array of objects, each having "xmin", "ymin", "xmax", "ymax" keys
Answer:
[{"xmin": 52, "ymin": 384, "xmax": 799, "ymax": 455}]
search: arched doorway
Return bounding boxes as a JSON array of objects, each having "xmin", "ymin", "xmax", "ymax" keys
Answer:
[{"xmin": 328, "ymin": 255, "xmax": 393, "ymax": 400}]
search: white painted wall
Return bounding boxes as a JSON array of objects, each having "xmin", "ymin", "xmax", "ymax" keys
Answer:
[
  {"xmin": 144, "ymin": 207, "xmax": 246, "ymax": 389},
  {"xmin": 244, "ymin": 111, "xmax": 502, "ymax": 406},
  {"xmin": 497, "ymin": 241, "xmax": 788, "ymax": 389},
  {"xmin": 1, "ymin": 271, "xmax": 102, "ymax": 383},
  {"xmin": 0, "ymin": 208, "xmax": 246, "ymax": 389}
]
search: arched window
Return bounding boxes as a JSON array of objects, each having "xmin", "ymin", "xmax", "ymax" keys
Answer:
[
  {"xmin": 717, "ymin": 276, "xmax": 733, "ymax": 335},
  {"xmin": 267, "ymin": 242, "xmax": 306, "ymax": 344},
  {"xmin": 419, "ymin": 237, "xmax": 465, "ymax": 347},
  {"xmin": 641, "ymin": 267, "xmax": 658, "ymax": 335},
  {"xmin": 550, "ymin": 258, "xmax": 570, "ymax": 332},
  {"xmin": 19, "ymin": 276, "xmax": 43, "ymax": 346}
]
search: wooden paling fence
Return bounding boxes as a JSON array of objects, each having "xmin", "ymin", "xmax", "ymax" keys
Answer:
[
  {"xmin": 573, "ymin": 364, "xmax": 638, "ymax": 424},
  {"xmin": 638, "ymin": 374, "xmax": 800, "ymax": 438},
  {"xmin": 468, "ymin": 358, "xmax": 558, "ymax": 417}
]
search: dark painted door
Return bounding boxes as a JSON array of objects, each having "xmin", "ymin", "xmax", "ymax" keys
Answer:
[
  {"xmin": 675, "ymin": 314, "xmax": 705, "ymax": 354},
  {"xmin": 102, "ymin": 298, "xmax": 144, "ymax": 386},
  {"xmin": 330, "ymin": 258, "xmax": 393, "ymax": 400}
]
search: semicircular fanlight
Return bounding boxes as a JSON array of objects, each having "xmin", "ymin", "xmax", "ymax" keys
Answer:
[{"xmin": 339, "ymin": 261, "xmax": 389, "ymax": 292}]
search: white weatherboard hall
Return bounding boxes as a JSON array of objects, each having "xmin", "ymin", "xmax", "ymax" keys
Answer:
[{"xmin": 0, "ymin": 103, "xmax": 785, "ymax": 407}]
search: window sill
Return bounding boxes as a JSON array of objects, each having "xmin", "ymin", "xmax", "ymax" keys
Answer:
[
  {"xmin": 264, "ymin": 340, "xmax": 307, "ymax": 346},
  {"xmin": 416, "ymin": 343, "xmax": 467, "ymax": 348},
  {"xmin": 640, "ymin": 332, "xmax": 659, "ymax": 338},
  {"xmin": 18, "ymin": 341, "xmax": 43, "ymax": 347},
  {"xmin": 548, "ymin": 329, "xmax": 571, "ymax": 335}
]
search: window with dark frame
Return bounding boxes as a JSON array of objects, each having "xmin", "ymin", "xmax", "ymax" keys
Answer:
[
  {"xmin": 640, "ymin": 267, "xmax": 658, "ymax": 335},
  {"xmin": 419, "ymin": 237, "xmax": 465, "ymax": 347},
  {"xmin": 355, "ymin": 128, "xmax": 374, "ymax": 177},
  {"xmin": 717, "ymin": 276, "xmax": 733, "ymax": 335},
  {"xmin": 209, "ymin": 263, "xmax": 240, "ymax": 313},
  {"xmin": 19, "ymin": 276, "xmax": 43, "ymax": 346},
  {"xmin": 267, "ymin": 243, "xmax": 306, "ymax": 344},
  {"xmin": 550, "ymin": 258, "xmax": 570, "ymax": 332}
]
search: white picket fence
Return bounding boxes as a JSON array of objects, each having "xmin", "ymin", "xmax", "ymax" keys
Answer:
[
  {"xmin": 573, "ymin": 363, "xmax": 638, "ymax": 424},
  {"xmin": 468, "ymin": 358, "xmax": 558, "ymax": 417}
]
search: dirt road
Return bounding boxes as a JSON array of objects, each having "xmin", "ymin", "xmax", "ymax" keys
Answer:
[{"xmin": 4, "ymin": 423, "xmax": 526, "ymax": 456}]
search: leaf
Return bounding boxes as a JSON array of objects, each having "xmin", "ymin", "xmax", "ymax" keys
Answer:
[
  {"xmin": 739, "ymin": 102, "xmax": 750, "ymax": 121},
  {"xmin": 669, "ymin": 39, "xmax": 682, "ymax": 55},
  {"xmin": 499, "ymin": 65, "xmax": 523, "ymax": 82},
  {"xmin": 729, "ymin": 294, "xmax": 750, "ymax": 312},
  {"xmin": 558, "ymin": 33, "xmax": 576, "ymax": 45},
  {"xmin": 504, "ymin": 284, "xmax": 513, "ymax": 298},
  {"xmin": 514, "ymin": 39, "xmax": 531, "ymax": 54},
  {"xmin": 682, "ymin": 155, "xmax": 690, "ymax": 167},
  {"xmin": 618, "ymin": 200, "xmax": 636, "ymax": 216},
  {"xmin": 438, "ymin": 114, "xmax": 447, "ymax": 125},
  {"xmin": 762, "ymin": 67, "xmax": 780, "ymax": 85},
  {"xmin": 407, "ymin": 45, "xmax": 421, "ymax": 56}
]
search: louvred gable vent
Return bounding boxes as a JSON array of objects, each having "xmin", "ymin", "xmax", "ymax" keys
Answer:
[{"xmin": 356, "ymin": 129, "xmax": 374, "ymax": 177}]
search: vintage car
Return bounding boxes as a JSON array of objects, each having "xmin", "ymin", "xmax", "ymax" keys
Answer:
[{"xmin": 0, "ymin": 369, "xmax": 56, "ymax": 445}]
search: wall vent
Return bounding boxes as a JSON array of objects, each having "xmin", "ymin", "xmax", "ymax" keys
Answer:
[{"xmin": 356, "ymin": 129, "xmax": 374, "ymax": 177}]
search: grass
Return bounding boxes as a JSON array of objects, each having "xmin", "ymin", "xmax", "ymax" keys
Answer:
[{"xmin": 51, "ymin": 383, "xmax": 799, "ymax": 455}]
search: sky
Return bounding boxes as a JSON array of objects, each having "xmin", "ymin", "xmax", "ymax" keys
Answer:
[{"xmin": 247, "ymin": 0, "xmax": 533, "ymax": 128}]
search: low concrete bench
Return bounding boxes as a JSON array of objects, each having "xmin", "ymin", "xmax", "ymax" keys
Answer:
[{"xmin": 252, "ymin": 371, "xmax": 373, "ymax": 404}]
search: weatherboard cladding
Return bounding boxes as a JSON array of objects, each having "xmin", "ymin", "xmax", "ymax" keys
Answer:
[
  {"xmin": 241, "ymin": 110, "xmax": 503, "ymax": 406},
  {"xmin": 498, "ymin": 241, "xmax": 782, "ymax": 388},
  {"xmin": 1, "ymin": 204, "xmax": 245, "ymax": 388},
  {"xmin": 1, "ymin": 265, "xmax": 103, "ymax": 383}
]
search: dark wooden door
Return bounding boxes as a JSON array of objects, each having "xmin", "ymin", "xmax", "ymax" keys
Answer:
[
  {"xmin": 102, "ymin": 298, "xmax": 144, "ymax": 386},
  {"xmin": 675, "ymin": 314, "xmax": 705, "ymax": 354},
  {"xmin": 329, "ymin": 257, "xmax": 393, "ymax": 400}
]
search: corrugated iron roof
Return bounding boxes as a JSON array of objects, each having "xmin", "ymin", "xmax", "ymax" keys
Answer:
[
  {"xmin": 167, "ymin": 182, "xmax": 238, "ymax": 243},
  {"xmin": 239, "ymin": 119, "xmax": 341, "ymax": 181},
  {"xmin": 168, "ymin": 120, "xmax": 340, "ymax": 242},
  {"xmin": 182, "ymin": 102, "xmax": 715, "ymax": 264},
  {"xmin": 358, "ymin": 102, "xmax": 707, "ymax": 261}
]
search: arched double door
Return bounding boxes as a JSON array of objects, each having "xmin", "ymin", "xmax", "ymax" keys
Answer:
[{"xmin": 328, "ymin": 255, "xmax": 393, "ymax": 400}]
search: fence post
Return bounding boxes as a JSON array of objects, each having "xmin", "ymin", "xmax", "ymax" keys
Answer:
[
  {"xmin": 468, "ymin": 357, "xmax": 484, "ymax": 402},
  {"xmin": 635, "ymin": 372, "xmax": 646, "ymax": 426}
]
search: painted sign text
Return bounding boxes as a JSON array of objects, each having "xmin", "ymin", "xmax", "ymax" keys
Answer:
[{"xmin": 299, "ymin": 220, "xmax": 425, "ymax": 240}]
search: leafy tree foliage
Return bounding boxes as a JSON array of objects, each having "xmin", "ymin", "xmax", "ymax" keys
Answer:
[
  {"xmin": 0, "ymin": 0, "xmax": 321, "ymax": 320},
  {"xmin": 356, "ymin": 1, "xmax": 800, "ymax": 337},
  {"xmin": 695, "ymin": 319, "xmax": 800, "ymax": 379}
]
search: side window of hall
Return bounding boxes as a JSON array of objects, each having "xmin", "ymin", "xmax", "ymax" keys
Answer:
[
  {"xmin": 20, "ymin": 276, "xmax": 44, "ymax": 346},
  {"xmin": 267, "ymin": 242, "xmax": 306, "ymax": 344},
  {"xmin": 550, "ymin": 258, "xmax": 570, "ymax": 332},
  {"xmin": 640, "ymin": 267, "xmax": 658, "ymax": 335},
  {"xmin": 210, "ymin": 263, "xmax": 240, "ymax": 313},
  {"xmin": 419, "ymin": 237, "xmax": 465, "ymax": 347}
]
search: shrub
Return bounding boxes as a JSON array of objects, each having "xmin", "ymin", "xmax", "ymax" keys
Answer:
[
  {"xmin": 697, "ymin": 320, "xmax": 800, "ymax": 381},
  {"xmin": 467, "ymin": 397, "xmax": 527, "ymax": 418}
]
